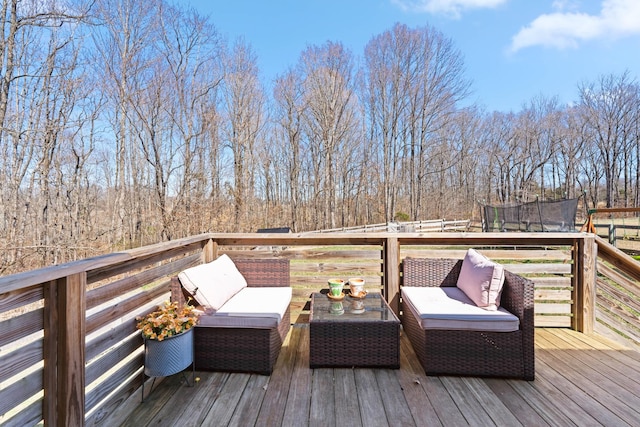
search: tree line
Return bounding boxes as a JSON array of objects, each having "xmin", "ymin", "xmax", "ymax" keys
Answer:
[{"xmin": 1, "ymin": 0, "xmax": 639, "ymax": 274}]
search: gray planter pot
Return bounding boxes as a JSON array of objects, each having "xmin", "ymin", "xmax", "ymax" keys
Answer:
[{"xmin": 144, "ymin": 327, "xmax": 194, "ymax": 377}]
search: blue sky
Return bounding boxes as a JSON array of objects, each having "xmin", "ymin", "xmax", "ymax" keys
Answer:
[{"xmin": 185, "ymin": 0, "xmax": 640, "ymax": 113}]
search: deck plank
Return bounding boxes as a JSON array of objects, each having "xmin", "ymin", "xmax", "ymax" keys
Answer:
[
  {"xmin": 119, "ymin": 376, "xmax": 179, "ymax": 427},
  {"xmin": 484, "ymin": 379, "xmax": 553, "ymax": 427},
  {"xmin": 375, "ymin": 369, "xmax": 416, "ymax": 426},
  {"xmin": 439, "ymin": 376, "xmax": 497, "ymax": 426},
  {"xmin": 535, "ymin": 335, "xmax": 630, "ymax": 426},
  {"xmin": 541, "ymin": 329, "xmax": 640, "ymax": 401},
  {"xmin": 110, "ymin": 327, "xmax": 640, "ymax": 427},
  {"xmin": 399, "ymin": 337, "xmax": 469, "ymax": 426},
  {"xmin": 549, "ymin": 327, "xmax": 640, "ymax": 368},
  {"xmin": 461, "ymin": 377, "xmax": 523, "ymax": 426},
  {"xmin": 142, "ymin": 371, "xmax": 226, "ymax": 427},
  {"xmin": 397, "ymin": 337, "xmax": 443, "ymax": 426},
  {"xmin": 179, "ymin": 372, "xmax": 229, "ymax": 427},
  {"xmin": 353, "ymin": 369, "xmax": 388, "ymax": 427},
  {"xmin": 504, "ymin": 377, "xmax": 577, "ymax": 427},
  {"xmin": 228, "ymin": 374, "xmax": 269, "ymax": 426},
  {"xmin": 537, "ymin": 331, "xmax": 640, "ymax": 425},
  {"xmin": 334, "ymin": 369, "xmax": 362, "ymax": 426},
  {"xmin": 200, "ymin": 373, "xmax": 250, "ymax": 426},
  {"xmin": 281, "ymin": 325, "xmax": 311, "ymax": 427},
  {"xmin": 255, "ymin": 323, "xmax": 298, "ymax": 426},
  {"xmin": 309, "ymin": 369, "xmax": 335, "ymax": 426}
]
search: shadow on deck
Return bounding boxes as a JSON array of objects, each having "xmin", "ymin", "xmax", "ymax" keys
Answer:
[{"xmin": 108, "ymin": 325, "xmax": 640, "ymax": 427}]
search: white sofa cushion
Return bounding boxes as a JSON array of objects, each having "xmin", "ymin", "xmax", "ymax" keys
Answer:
[
  {"xmin": 456, "ymin": 248, "xmax": 505, "ymax": 310},
  {"xmin": 197, "ymin": 287, "xmax": 292, "ymax": 329},
  {"xmin": 402, "ymin": 286, "xmax": 519, "ymax": 332},
  {"xmin": 178, "ymin": 254, "xmax": 247, "ymax": 313}
]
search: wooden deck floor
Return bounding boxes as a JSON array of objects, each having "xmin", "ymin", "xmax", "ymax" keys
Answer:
[{"xmin": 109, "ymin": 326, "xmax": 640, "ymax": 427}]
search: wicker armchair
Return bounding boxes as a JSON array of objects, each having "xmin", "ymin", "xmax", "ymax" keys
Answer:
[
  {"xmin": 402, "ymin": 257, "xmax": 535, "ymax": 380},
  {"xmin": 171, "ymin": 258, "xmax": 291, "ymax": 375}
]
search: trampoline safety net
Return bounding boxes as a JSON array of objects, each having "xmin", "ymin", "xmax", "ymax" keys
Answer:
[{"xmin": 482, "ymin": 198, "xmax": 579, "ymax": 232}]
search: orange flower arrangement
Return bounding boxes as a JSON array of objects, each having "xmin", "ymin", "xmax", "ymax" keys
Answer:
[{"xmin": 136, "ymin": 300, "xmax": 198, "ymax": 341}]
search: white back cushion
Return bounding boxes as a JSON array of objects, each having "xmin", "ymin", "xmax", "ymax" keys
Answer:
[
  {"xmin": 178, "ymin": 254, "xmax": 247, "ymax": 313},
  {"xmin": 456, "ymin": 248, "xmax": 505, "ymax": 310}
]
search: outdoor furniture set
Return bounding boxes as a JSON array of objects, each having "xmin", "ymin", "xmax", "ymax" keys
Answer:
[{"xmin": 169, "ymin": 249, "xmax": 535, "ymax": 380}]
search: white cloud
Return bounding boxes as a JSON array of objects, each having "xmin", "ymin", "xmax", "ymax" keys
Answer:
[
  {"xmin": 511, "ymin": 0, "xmax": 640, "ymax": 52},
  {"xmin": 551, "ymin": 0, "xmax": 581, "ymax": 13},
  {"xmin": 392, "ymin": 0, "xmax": 508, "ymax": 18}
]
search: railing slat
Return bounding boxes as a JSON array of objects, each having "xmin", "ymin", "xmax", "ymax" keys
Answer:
[
  {"xmin": 0, "ymin": 308, "xmax": 43, "ymax": 348},
  {"xmin": 86, "ymin": 318, "xmax": 142, "ymax": 362},
  {"xmin": 1, "ymin": 399, "xmax": 43, "ymax": 427},
  {"xmin": 0, "ymin": 285, "xmax": 43, "ymax": 315},
  {"xmin": 86, "ymin": 252, "xmax": 199, "ymax": 310},
  {"xmin": 86, "ymin": 281, "xmax": 168, "ymax": 335},
  {"xmin": 85, "ymin": 351, "xmax": 143, "ymax": 415},
  {"xmin": 0, "ymin": 339, "xmax": 42, "ymax": 384},
  {"xmin": 86, "ymin": 333, "xmax": 141, "ymax": 385},
  {"xmin": 0, "ymin": 368, "xmax": 43, "ymax": 419}
]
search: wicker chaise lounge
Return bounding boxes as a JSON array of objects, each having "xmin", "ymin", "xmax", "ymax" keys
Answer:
[
  {"xmin": 402, "ymin": 254, "xmax": 535, "ymax": 380},
  {"xmin": 171, "ymin": 257, "xmax": 291, "ymax": 375}
]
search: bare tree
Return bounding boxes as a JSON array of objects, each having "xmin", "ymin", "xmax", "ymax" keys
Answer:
[
  {"xmin": 556, "ymin": 106, "xmax": 587, "ymax": 200},
  {"xmin": 273, "ymin": 69, "xmax": 305, "ymax": 231},
  {"xmin": 221, "ymin": 38, "xmax": 266, "ymax": 231},
  {"xmin": 122, "ymin": 3, "xmax": 222, "ymax": 241},
  {"xmin": 578, "ymin": 72, "xmax": 637, "ymax": 207},
  {"xmin": 435, "ymin": 106, "xmax": 483, "ymax": 218},
  {"xmin": 299, "ymin": 41, "xmax": 360, "ymax": 229},
  {"xmin": 511, "ymin": 95, "xmax": 560, "ymax": 201},
  {"xmin": 0, "ymin": 0, "xmax": 90, "ymax": 270},
  {"xmin": 92, "ymin": 0, "xmax": 159, "ymax": 246},
  {"xmin": 480, "ymin": 111, "xmax": 519, "ymax": 204},
  {"xmin": 363, "ymin": 23, "xmax": 469, "ymax": 221}
]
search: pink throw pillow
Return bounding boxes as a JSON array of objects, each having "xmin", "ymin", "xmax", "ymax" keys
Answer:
[{"xmin": 456, "ymin": 249, "xmax": 505, "ymax": 310}]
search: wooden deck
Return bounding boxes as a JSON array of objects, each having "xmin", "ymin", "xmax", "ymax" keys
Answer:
[{"xmin": 107, "ymin": 326, "xmax": 640, "ymax": 427}]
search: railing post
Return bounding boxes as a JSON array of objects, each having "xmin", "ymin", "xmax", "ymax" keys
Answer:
[
  {"xmin": 608, "ymin": 224, "xmax": 615, "ymax": 246},
  {"xmin": 573, "ymin": 235, "xmax": 597, "ymax": 333},
  {"xmin": 202, "ymin": 239, "xmax": 218, "ymax": 263},
  {"xmin": 383, "ymin": 236, "xmax": 400, "ymax": 316},
  {"xmin": 47, "ymin": 273, "xmax": 86, "ymax": 427}
]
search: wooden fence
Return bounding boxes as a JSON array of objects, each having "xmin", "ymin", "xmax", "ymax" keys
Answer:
[
  {"xmin": 1, "ymin": 232, "xmax": 639, "ymax": 426},
  {"xmin": 593, "ymin": 222, "xmax": 640, "ymax": 250},
  {"xmin": 306, "ymin": 219, "xmax": 470, "ymax": 233}
]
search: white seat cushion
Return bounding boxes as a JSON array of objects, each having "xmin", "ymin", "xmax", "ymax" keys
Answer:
[
  {"xmin": 402, "ymin": 286, "xmax": 519, "ymax": 332},
  {"xmin": 456, "ymin": 248, "xmax": 505, "ymax": 310},
  {"xmin": 198, "ymin": 287, "xmax": 292, "ymax": 329},
  {"xmin": 178, "ymin": 254, "xmax": 247, "ymax": 313}
]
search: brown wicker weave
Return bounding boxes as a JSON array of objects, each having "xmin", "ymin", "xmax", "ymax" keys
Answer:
[
  {"xmin": 171, "ymin": 258, "xmax": 291, "ymax": 375},
  {"xmin": 309, "ymin": 292, "xmax": 400, "ymax": 368},
  {"xmin": 402, "ymin": 257, "xmax": 535, "ymax": 380}
]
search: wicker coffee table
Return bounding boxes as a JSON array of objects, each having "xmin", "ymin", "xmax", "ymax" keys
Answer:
[{"xmin": 309, "ymin": 292, "xmax": 400, "ymax": 368}]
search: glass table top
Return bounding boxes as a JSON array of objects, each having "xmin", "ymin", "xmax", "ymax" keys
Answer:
[{"xmin": 310, "ymin": 292, "xmax": 399, "ymax": 323}]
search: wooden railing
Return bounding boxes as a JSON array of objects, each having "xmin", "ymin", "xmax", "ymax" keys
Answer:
[
  {"xmin": 593, "ymin": 236, "xmax": 640, "ymax": 350},
  {"xmin": 3, "ymin": 231, "xmax": 638, "ymax": 426}
]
